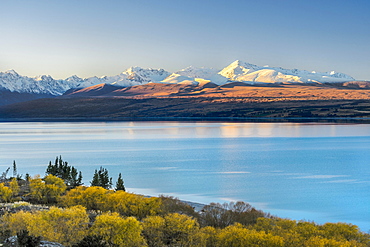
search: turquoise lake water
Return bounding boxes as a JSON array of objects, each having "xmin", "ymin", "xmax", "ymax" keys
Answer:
[{"xmin": 0, "ymin": 121, "xmax": 369, "ymax": 231}]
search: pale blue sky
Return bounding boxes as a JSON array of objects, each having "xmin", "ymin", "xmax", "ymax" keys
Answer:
[{"xmin": 1, "ymin": 0, "xmax": 369, "ymax": 80}]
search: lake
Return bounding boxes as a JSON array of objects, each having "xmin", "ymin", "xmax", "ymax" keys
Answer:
[{"xmin": 0, "ymin": 121, "xmax": 369, "ymax": 231}]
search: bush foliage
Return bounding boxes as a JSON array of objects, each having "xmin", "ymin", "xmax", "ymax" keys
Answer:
[{"xmin": 0, "ymin": 159, "xmax": 369, "ymax": 247}]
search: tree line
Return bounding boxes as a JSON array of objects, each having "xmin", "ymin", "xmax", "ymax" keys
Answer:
[
  {"xmin": 46, "ymin": 156, "xmax": 125, "ymax": 191},
  {"xmin": 0, "ymin": 157, "xmax": 369, "ymax": 246},
  {"xmin": 0, "ymin": 156, "xmax": 125, "ymax": 204}
]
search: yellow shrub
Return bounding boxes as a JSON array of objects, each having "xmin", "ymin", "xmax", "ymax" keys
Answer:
[
  {"xmin": 33, "ymin": 206, "xmax": 89, "ymax": 246},
  {"xmin": 9, "ymin": 178, "xmax": 19, "ymax": 198},
  {"xmin": 104, "ymin": 191, "xmax": 162, "ymax": 219},
  {"xmin": 305, "ymin": 236, "xmax": 353, "ymax": 247},
  {"xmin": 142, "ymin": 216, "xmax": 165, "ymax": 246},
  {"xmin": 217, "ymin": 223, "xmax": 284, "ymax": 247},
  {"xmin": 0, "ymin": 183, "xmax": 13, "ymax": 202},
  {"xmin": 1, "ymin": 210, "xmax": 35, "ymax": 235},
  {"xmin": 29, "ymin": 175, "xmax": 67, "ymax": 203},
  {"xmin": 60, "ymin": 186, "xmax": 111, "ymax": 211},
  {"xmin": 0, "ymin": 206, "xmax": 89, "ymax": 246},
  {"xmin": 90, "ymin": 212, "xmax": 146, "ymax": 246},
  {"xmin": 142, "ymin": 213, "xmax": 201, "ymax": 247}
]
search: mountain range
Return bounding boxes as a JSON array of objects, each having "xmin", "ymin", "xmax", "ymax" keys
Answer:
[{"xmin": 0, "ymin": 60, "xmax": 360, "ymax": 106}]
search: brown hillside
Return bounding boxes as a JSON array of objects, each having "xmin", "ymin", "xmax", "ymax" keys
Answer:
[{"xmin": 64, "ymin": 83, "xmax": 370, "ymax": 102}]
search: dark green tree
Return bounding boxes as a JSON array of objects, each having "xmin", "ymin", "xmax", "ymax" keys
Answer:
[
  {"xmin": 70, "ymin": 167, "xmax": 78, "ymax": 187},
  {"xmin": 115, "ymin": 173, "xmax": 125, "ymax": 191},
  {"xmin": 90, "ymin": 167, "xmax": 112, "ymax": 189},
  {"xmin": 46, "ymin": 161, "xmax": 55, "ymax": 176},
  {"xmin": 17, "ymin": 230, "xmax": 41, "ymax": 247},
  {"xmin": 12, "ymin": 160, "xmax": 17, "ymax": 178},
  {"xmin": 46, "ymin": 156, "xmax": 83, "ymax": 188},
  {"xmin": 91, "ymin": 172, "xmax": 100, "ymax": 187},
  {"xmin": 77, "ymin": 171, "xmax": 83, "ymax": 187},
  {"xmin": 72, "ymin": 235, "xmax": 109, "ymax": 247},
  {"xmin": 0, "ymin": 167, "xmax": 10, "ymax": 182}
]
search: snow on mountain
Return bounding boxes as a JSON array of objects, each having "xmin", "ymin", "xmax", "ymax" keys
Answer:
[
  {"xmin": 126, "ymin": 67, "xmax": 171, "ymax": 83},
  {"xmin": 78, "ymin": 67, "xmax": 171, "ymax": 88},
  {"xmin": 0, "ymin": 61, "xmax": 356, "ymax": 96},
  {"xmin": 219, "ymin": 60, "xmax": 355, "ymax": 83},
  {"xmin": 65, "ymin": 75, "xmax": 84, "ymax": 85},
  {"xmin": 174, "ymin": 66, "xmax": 228, "ymax": 85},
  {"xmin": 161, "ymin": 73, "xmax": 198, "ymax": 85},
  {"xmin": 0, "ymin": 67, "xmax": 171, "ymax": 96},
  {"xmin": 0, "ymin": 70, "xmax": 76, "ymax": 95}
]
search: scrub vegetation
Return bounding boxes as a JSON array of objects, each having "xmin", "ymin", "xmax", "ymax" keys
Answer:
[{"xmin": 0, "ymin": 158, "xmax": 369, "ymax": 246}]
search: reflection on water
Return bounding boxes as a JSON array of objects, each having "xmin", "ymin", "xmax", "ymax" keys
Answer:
[
  {"xmin": 0, "ymin": 121, "xmax": 370, "ymax": 231},
  {"xmin": 2, "ymin": 121, "xmax": 370, "ymax": 140}
]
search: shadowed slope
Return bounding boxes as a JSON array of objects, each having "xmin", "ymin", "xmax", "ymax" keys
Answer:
[
  {"xmin": 1, "ymin": 97, "xmax": 370, "ymax": 120},
  {"xmin": 63, "ymin": 83, "xmax": 124, "ymax": 97}
]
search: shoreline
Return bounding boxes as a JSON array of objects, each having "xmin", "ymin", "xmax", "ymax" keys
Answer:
[{"xmin": 1, "ymin": 116, "xmax": 370, "ymax": 123}]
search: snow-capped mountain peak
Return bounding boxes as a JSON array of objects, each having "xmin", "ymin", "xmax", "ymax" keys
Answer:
[
  {"xmin": 219, "ymin": 60, "xmax": 355, "ymax": 83},
  {"xmin": 65, "ymin": 75, "xmax": 83, "ymax": 83},
  {"xmin": 124, "ymin": 66, "xmax": 145, "ymax": 76},
  {"xmin": 174, "ymin": 66, "xmax": 228, "ymax": 85},
  {"xmin": 325, "ymin": 71, "xmax": 354, "ymax": 80},
  {"xmin": 0, "ymin": 61, "xmax": 357, "ymax": 96},
  {"xmin": 219, "ymin": 60, "xmax": 261, "ymax": 80},
  {"xmin": 176, "ymin": 66, "xmax": 218, "ymax": 77},
  {"xmin": 5, "ymin": 69, "xmax": 19, "ymax": 75},
  {"xmin": 230, "ymin": 60, "xmax": 259, "ymax": 69},
  {"xmin": 123, "ymin": 66, "xmax": 170, "ymax": 83},
  {"xmin": 78, "ymin": 67, "xmax": 171, "ymax": 88},
  {"xmin": 35, "ymin": 75, "xmax": 54, "ymax": 81}
]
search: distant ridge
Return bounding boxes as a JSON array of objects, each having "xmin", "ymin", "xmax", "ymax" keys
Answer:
[
  {"xmin": 0, "ymin": 60, "xmax": 356, "ymax": 95},
  {"xmin": 342, "ymin": 81, "xmax": 370, "ymax": 88},
  {"xmin": 0, "ymin": 61, "xmax": 359, "ymax": 105}
]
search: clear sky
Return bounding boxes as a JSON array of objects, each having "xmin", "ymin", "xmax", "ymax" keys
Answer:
[{"xmin": 1, "ymin": 0, "xmax": 369, "ymax": 80}]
